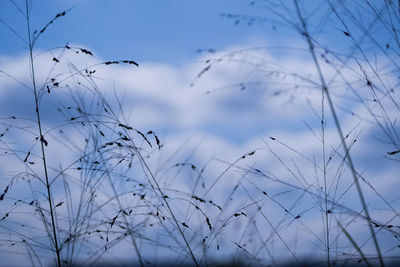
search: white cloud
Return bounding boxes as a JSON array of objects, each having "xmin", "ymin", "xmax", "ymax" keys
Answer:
[{"xmin": 0, "ymin": 46, "xmax": 399, "ymax": 265}]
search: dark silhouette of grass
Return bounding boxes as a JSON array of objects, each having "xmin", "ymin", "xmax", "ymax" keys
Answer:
[
  {"xmin": 1, "ymin": 0, "xmax": 400, "ymax": 266},
  {"xmin": 193, "ymin": 0, "xmax": 400, "ymax": 266}
]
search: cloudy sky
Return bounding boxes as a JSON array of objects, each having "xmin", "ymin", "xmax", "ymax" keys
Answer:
[{"xmin": 1, "ymin": 0, "xmax": 400, "ymax": 266}]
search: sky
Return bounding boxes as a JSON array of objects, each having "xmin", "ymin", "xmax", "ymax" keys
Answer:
[
  {"xmin": 0, "ymin": 0, "xmax": 278, "ymax": 64},
  {"xmin": 1, "ymin": 0, "xmax": 400, "ymax": 266}
]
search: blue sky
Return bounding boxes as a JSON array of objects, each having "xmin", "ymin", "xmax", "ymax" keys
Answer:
[
  {"xmin": 1, "ymin": 0, "xmax": 400, "ymax": 266},
  {"xmin": 0, "ymin": 0, "xmax": 277, "ymax": 64}
]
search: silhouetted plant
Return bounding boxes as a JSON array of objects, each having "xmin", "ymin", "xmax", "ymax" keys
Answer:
[
  {"xmin": 194, "ymin": 0, "xmax": 400, "ymax": 266},
  {"xmin": 1, "ymin": 0, "xmax": 400, "ymax": 267}
]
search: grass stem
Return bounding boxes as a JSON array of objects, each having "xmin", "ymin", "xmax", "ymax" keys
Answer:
[{"xmin": 293, "ymin": 1, "xmax": 384, "ymax": 266}]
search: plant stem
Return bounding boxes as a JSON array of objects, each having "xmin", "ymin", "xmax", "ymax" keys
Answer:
[
  {"xmin": 118, "ymin": 125, "xmax": 200, "ymax": 266},
  {"xmin": 25, "ymin": 1, "xmax": 62, "ymax": 266},
  {"xmin": 321, "ymin": 72, "xmax": 330, "ymax": 267},
  {"xmin": 337, "ymin": 221, "xmax": 373, "ymax": 267},
  {"xmin": 99, "ymin": 153, "xmax": 144, "ymax": 267},
  {"xmin": 293, "ymin": 1, "xmax": 384, "ymax": 266}
]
